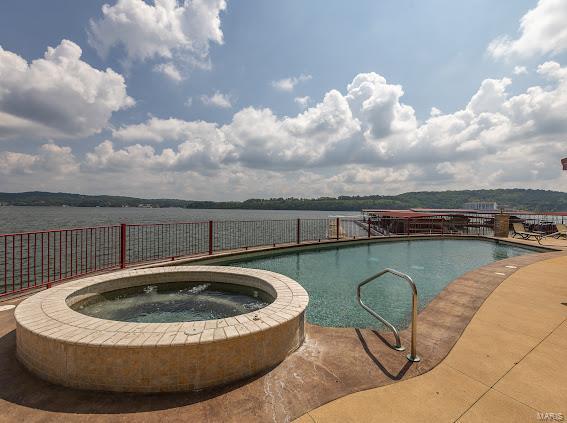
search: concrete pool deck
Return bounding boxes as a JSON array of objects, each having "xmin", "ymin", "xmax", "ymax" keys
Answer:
[
  {"xmin": 296, "ymin": 254, "xmax": 567, "ymax": 423},
  {"xmin": 0, "ymin": 236, "xmax": 565, "ymax": 422},
  {"xmin": 504, "ymin": 236, "xmax": 567, "ymax": 251}
]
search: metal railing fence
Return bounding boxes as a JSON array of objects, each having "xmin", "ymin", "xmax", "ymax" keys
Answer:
[
  {"xmin": 1, "ymin": 225, "xmax": 121, "ymax": 297},
  {"xmin": 1, "ymin": 212, "xmax": 563, "ymax": 297}
]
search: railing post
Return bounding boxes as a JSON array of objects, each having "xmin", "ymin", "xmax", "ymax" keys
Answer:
[
  {"xmin": 367, "ymin": 220, "xmax": 371, "ymax": 238},
  {"xmin": 409, "ymin": 283, "xmax": 419, "ymax": 362},
  {"xmin": 208, "ymin": 221, "xmax": 213, "ymax": 255},
  {"xmin": 407, "ymin": 219, "xmax": 411, "ymax": 236},
  {"xmin": 336, "ymin": 217, "xmax": 340, "ymax": 240},
  {"xmin": 296, "ymin": 218, "xmax": 301, "ymax": 244},
  {"xmin": 120, "ymin": 223, "xmax": 126, "ymax": 269}
]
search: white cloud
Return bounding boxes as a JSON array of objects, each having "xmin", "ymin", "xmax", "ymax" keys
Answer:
[
  {"xmin": 88, "ymin": 0, "xmax": 227, "ymax": 74},
  {"xmin": 85, "ymin": 131, "xmax": 232, "ymax": 173},
  {"xmin": 466, "ymin": 78, "xmax": 511, "ymax": 114},
  {"xmin": 513, "ymin": 66, "xmax": 528, "ymax": 75},
  {"xmin": 224, "ymin": 89, "xmax": 361, "ymax": 170},
  {"xmin": 200, "ymin": 91, "xmax": 232, "ymax": 108},
  {"xmin": 0, "ymin": 151, "xmax": 37, "ymax": 175},
  {"xmin": 3, "ymin": 65, "xmax": 567, "ymax": 198},
  {"xmin": 294, "ymin": 96, "xmax": 310, "ymax": 108},
  {"xmin": 537, "ymin": 60, "xmax": 567, "ymax": 80},
  {"xmin": 0, "ymin": 40, "xmax": 134, "ymax": 139},
  {"xmin": 153, "ymin": 62, "xmax": 183, "ymax": 81},
  {"xmin": 271, "ymin": 74, "xmax": 312, "ymax": 92},
  {"xmin": 104, "ymin": 66, "xmax": 567, "ymax": 176},
  {"xmin": 488, "ymin": 0, "xmax": 567, "ymax": 60},
  {"xmin": 430, "ymin": 107, "xmax": 442, "ymax": 117},
  {"xmin": 113, "ymin": 117, "xmax": 222, "ymax": 143},
  {"xmin": 346, "ymin": 72, "xmax": 417, "ymax": 140},
  {"xmin": 0, "ymin": 143, "xmax": 77, "ymax": 176},
  {"xmin": 185, "ymin": 97, "xmax": 193, "ymax": 107}
]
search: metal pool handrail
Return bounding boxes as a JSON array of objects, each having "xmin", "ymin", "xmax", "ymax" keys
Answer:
[{"xmin": 356, "ymin": 268, "xmax": 420, "ymax": 362}]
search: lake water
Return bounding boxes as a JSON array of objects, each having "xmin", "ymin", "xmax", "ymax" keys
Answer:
[{"xmin": 0, "ymin": 206, "xmax": 357, "ymax": 234}]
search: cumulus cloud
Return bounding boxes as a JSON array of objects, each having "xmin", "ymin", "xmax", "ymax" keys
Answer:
[
  {"xmin": 3, "ymin": 65, "xmax": 567, "ymax": 198},
  {"xmin": 271, "ymin": 74, "xmax": 312, "ymax": 92},
  {"xmin": 200, "ymin": 91, "xmax": 232, "ymax": 108},
  {"xmin": 488, "ymin": 0, "xmax": 567, "ymax": 60},
  {"xmin": 0, "ymin": 143, "xmax": 77, "ymax": 176},
  {"xmin": 513, "ymin": 66, "xmax": 528, "ymax": 75},
  {"xmin": 294, "ymin": 96, "xmax": 310, "ymax": 109},
  {"xmin": 224, "ymin": 89, "xmax": 361, "ymax": 170},
  {"xmin": 346, "ymin": 72, "xmax": 417, "ymax": 140},
  {"xmin": 0, "ymin": 151, "xmax": 37, "ymax": 175},
  {"xmin": 430, "ymin": 107, "xmax": 442, "ymax": 117},
  {"xmin": 0, "ymin": 40, "xmax": 134, "ymax": 139},
  {"xmin": 538, "ymin": 60, "xmax": 567, "ymax": 80},
  {"xmin": 466, "ymin": 78, "xmax": 511, "ymax": 114},
  {"xmin": 102, "ymin": 66, "xmax": 567, "ymax": 175},
  {"xmin": 153, "ymin": 62, "xmax": 183, "ymax": 81},
  {"xmin": 85, "ymin": 132, "xmax": 232, "ymax": 173},
  {"xmin": 112, "ymin": 117, "xmax": 223, "ymax": 144},
  {"xmin": 88, "ymin": 0, "xmax": 227, "ymax": 76}
]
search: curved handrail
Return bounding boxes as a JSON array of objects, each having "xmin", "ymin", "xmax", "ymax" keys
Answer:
[{"xmin": 356, "ymin": 268, "xmax": 420, "ymax": 362}]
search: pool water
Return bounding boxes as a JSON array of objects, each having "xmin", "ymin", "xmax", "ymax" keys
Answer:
[
  {"xmin": 72, "ymin": 281, "xmax": 274, "ymax": 323},
  {"xmin": 223, "ymin": 239, "xmax": 536, "ymax": 330}
]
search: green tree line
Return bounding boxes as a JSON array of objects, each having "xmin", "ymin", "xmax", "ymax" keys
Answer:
[{"xmin": 0, "ymin": 189, "xmax": 566, "ymax": 211}]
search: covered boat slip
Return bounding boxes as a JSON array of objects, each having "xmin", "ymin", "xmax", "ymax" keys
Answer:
[{"xmin": 361, "ymin": 209, "xmax": 567, "ymax": 237}]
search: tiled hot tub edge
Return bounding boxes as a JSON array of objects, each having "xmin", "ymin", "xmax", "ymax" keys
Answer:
[{"xmin": 14, "ymin": 266, "xmax": 308, "ymax": 392}]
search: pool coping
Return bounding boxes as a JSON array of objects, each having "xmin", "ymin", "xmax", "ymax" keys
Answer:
[{"xmin": 149, "ymin": 234, "xmax": 560, "ymax": 268}]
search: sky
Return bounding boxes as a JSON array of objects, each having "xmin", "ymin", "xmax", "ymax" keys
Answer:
[{"xmin": 0, "ymin": 0, "xmax": 566, "ymax": 200}]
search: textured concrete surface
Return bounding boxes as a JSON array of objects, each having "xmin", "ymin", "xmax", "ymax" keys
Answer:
[
  {"xmin": 0, "ymin": 241, "xmax": 564, "ymax": 422},
  {"xmin": 508, "ymin": 236, "xmax": 567, "ymax": 250},
  {"xmin": 300, "ymin": 255, "xmax": 567, "ymax": 423}
]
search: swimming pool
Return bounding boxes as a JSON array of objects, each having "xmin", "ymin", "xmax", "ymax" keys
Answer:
[{"xmin": 222, "ymin": 239, "xmax": 537, "ymax": 330}]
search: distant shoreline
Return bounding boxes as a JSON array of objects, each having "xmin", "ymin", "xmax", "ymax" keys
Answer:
[
  {"xmin": 0, "ymin": 204, "xmax": 355, "ymax": 213},
  {"xmin": 1, "ymin": 189, "xmax": 566, "ymax": 212}
]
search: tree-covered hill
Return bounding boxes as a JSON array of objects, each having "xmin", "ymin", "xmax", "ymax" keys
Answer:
[{"xmin": 0, "ymin": 189, "xmax": 566, "ymax": 211}]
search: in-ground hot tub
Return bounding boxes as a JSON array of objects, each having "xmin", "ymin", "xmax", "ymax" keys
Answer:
[{"xmin": 15, "ymin": 266, "xmax": 308, "ymax": 392}]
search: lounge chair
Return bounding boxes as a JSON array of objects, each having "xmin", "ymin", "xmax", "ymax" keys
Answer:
[
  {"xmin": 548, "ymin": 223, "xmax": 567, "ymax": 239},
  {"xmin": 511, "ymin": 223, "xmax": 544, "ymax": 244}
]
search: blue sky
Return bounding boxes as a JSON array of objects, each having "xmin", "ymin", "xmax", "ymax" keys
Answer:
[{"xmin": 0, "ymin": 0, "xmax": 566, "ymax": 200}]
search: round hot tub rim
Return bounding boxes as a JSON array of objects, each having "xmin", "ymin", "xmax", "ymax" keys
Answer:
[
  {"xmin": 14, "ymin": 266, "xmax": 308, "ymax": 392},
  {"xmin": 65, "ymin": 268, "xmax": 281, "ymax": 325},
  {"xmin": 15, "ymin": 266, "xmax": 307, "ymax": 347}
]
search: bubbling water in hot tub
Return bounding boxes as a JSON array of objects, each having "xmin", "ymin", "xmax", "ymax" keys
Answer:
[{"xmin": 72, "ymin": 281, "xmax": 274, "ymax": 323}]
